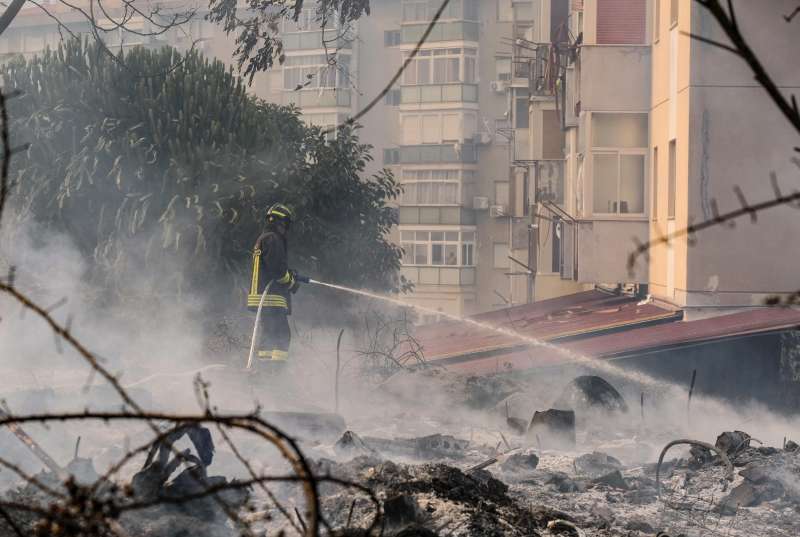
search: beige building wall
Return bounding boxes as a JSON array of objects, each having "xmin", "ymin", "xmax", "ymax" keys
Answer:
[{"xmin": 650, "ymin": 0, "xmax": 800, "ymax": 310}]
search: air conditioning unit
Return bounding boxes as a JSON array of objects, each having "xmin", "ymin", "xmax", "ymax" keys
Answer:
[
  {"xmin": 489, "ymin": 205, "xmax": 507, "ymax": 218},
  {"xmin": 473, "ymin": 196, "xmax": 489, "ymax": 210},
  {"xmin": 490, "ymin": 80, "xmax": 508, "ymax": 93}
]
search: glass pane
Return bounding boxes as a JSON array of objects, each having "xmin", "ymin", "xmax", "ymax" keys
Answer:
[
  {"xmin": 418, "ymin": 58, "xmax": 431, "ymax": 84},
  {"xmin": 593, "ymin": 153, "xmax": 619, "ymax": 213},
  {"xmin": 445, "ymin": 231, "xmax": 459, "ymax": 241},
  {"xmin": 431, "ymin": 231, "xmax": 444, "ymax": 241},
  {"xmin": 461, "ymin": 231, "xmax": 475, "ymax": 241},
  {"xmin": 462, "ymin": 244, "xmax": 474, "ymax": 266},
  {"xmin": 403, "ymin": 60, "xmax": 417, "ymax": 85},
  {"xmin": 402, "ymin": 243, "xmax": 413, "ymax": 264},
  {"xmin": 445, "ymin": 244, "xmax": 458, "ymax": 265},
  {"xmin": 414, "ymin": 244, "xmax": 428, "ymax": 264},
  {"xmin": 401, "ymin": 231, "xmax": 414, "ymax": 241},
  {"xmin": 515, "ymin": 97, "xmax": 530, "ymax": 128},
  {"xmin": 620, "ymin": 154, "xmax": 645, "ymax": 214},
  {"xmin": 447, "ymin": 58, "xmax": 460, "ymax": 82},
  {"xmin": 433, "ymin": 58, "xmax": 446, "ymax": 84},
  {"xmin": 431, "ymin": 244, "xmax": 444, "ymax": 265},
  {"xmin": 592, "ymin": 113, "xmax": 648, "ymax": 148},
  {"xmin": 415, "ymin": 231, "xmax": 429, "ymax": 241},
  {"xmin": 443, "ymin": 183, "xmax": 458, "ymax": 204}
]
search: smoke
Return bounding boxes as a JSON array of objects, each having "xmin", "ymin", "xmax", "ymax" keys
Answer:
[{"xmin": 2, "ymin": 203, "xmax": 800, "ymax": 494}]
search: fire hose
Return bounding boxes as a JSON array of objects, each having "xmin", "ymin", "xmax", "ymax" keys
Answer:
[{"xmin": 246, "ymin": 274, "xmax": 310, "ymax": 370}]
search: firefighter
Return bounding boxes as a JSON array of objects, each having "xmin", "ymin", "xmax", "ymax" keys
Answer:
[{"xmin": 248, "ymin": 203, "xmax": 302, "ymax": 366}]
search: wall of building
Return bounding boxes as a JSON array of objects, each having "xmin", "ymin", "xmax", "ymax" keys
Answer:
[
  {"xmin": 650, "ymin": 0, "xmax": 800, "ymax": 308},
  {"xmin": 681, "ymin": 1, "xmax": 800, "ymax": 306}
]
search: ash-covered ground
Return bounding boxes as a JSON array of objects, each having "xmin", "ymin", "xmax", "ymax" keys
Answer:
[{"xmin": 2, "ymin": 353, "xmax": 799, "ymax": 537}]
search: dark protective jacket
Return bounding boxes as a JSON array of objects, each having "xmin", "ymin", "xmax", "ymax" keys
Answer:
[{"xmin": 248, "ymin": 230, "xmax": 295, "ymax": 312}]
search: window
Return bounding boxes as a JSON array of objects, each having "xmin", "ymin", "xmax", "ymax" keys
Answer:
[
  {"xmin": 401, "ymin": 169, "xmax": 465, "ymax": 205},
  {"xmin": 495, "ymin": 181, "xmax": 510, "ymax": 206},
  {"xmin": 384, "ymin": 30, "xmax": 401, "ymax": 46},
  {"xmin": 401, "ymin": 229, "xmax": 477, "ymax": 266},
  {"xmin": 403, "ymin": 0, "xmax": 428, "ymax": 21},
  {"xmin": 403, "ymin": 48, "xmax": 478, "ymax": 85},
  {"xmin": 514, "ymin": 1, "xmax": 534, "ymax": 21},
  {"xmin": 591, "ymin": 113, "xmax": 648, "ymax": 215},
  {"xmin": 383, "ymin": 148, "xmax": 400, "ymax": 165},
  {"xmin": 654, "ymin": 0, "xmax": 661, "ymax": 41},
  {"xmin": 493, "ymin": 243, "xmax": 510, "ymax": 269},
  {"xmin": 597, "ymin": 0, "xmax": 646, "ymax": 45},
  {"xmin": 283, "ymin": 54, "xmax": 351, "ymax": 90},
  {"xmin": 652, "ymin": 146, "xmax": 659, "ymax": 219},
  {"xmin": 668, "ymin": 140, "xmax": 676, "ymax": 219},
  {"xmin": 384, "ymin": 89, "xmax": 402, "ymax": 106},
  {"xmin": 514, "ymin": 90, "xmax": 530, "ymax": 129},
  {"xmin": 402, "ymin": 112, "xmax": 478, "ymax": 145},
  {"xmin": 670, "ymin": 0, "xmax": 679, "ymax": 27},
  {"xmin": 402, "ymin": 0, "xmax": 480, "ymax": 22},
  {"xmin": 497, "ymin": 0, "xmax": 513, "ymax": 21},
  {"xmin": 303, "ymin": 112, "xmax": 347, "ymax": 141},
  {"xmin": 496, "ymin": 57, "xmax": 512, "ymax": 81}
]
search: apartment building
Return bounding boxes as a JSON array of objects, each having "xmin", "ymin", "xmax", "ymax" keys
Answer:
[
  {"xmin": 0, "ymin": 1, "xmax": 211, "ymax": 58},
  {"xmin": 207, "ymin": 0, "xmax": 588, "ymax": 317},
  {"xmin": 521, "ymin": 0, "xmax": 799, "ymax": 317}
]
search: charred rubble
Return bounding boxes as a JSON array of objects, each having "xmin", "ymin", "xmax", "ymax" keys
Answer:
[{"xmin": 1, "ymin": 374, "xmax": 799, "ymax": 537}]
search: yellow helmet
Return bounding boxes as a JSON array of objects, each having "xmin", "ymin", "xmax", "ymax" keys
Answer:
[{"xmin": 266, "ymin": 203, "xmax": 295, "ymax": 225}]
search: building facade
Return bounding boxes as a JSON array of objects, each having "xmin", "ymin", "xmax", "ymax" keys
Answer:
[
  {"xmin": 527, "ymin": 0, "xmax": 800, "ymax": 317},
  {"xmin": 5, "ymin": 0, "xmax": 795, "ymax": 318}
]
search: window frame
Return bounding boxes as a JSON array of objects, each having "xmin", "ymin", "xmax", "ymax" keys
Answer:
[
  {"xmin": 589, "ymin": 112, "xmax": 649, "ymax": 218},
  {"xmin": 400, "ymin": 169, "xmax": 473, "ymax": 206},
  {"xmin": 668, "ymin": 140, "xmax": 676, "ymax": 219},
  {"xmin": 670, "ymin": 0, "xmax": 679, "ymax": 29},
  {"xmin": 652, "ymin": 146, "xmax": 659, "ymax": 220},
  {"xmin": 400, "ymin": 228, "xmax": 477, "ymax": 267},
  {"xmin": 402, "ymin": 48, "xmax": 479, "ymax": 86},
  {"xmin": 283, "ymin": 53, "xmax": 351, "ymax": 91}
]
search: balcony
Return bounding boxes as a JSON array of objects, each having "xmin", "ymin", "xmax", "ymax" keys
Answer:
[
  {"xmin": 282, "ymin": 31, "xmax": 353, "ymax": 51},
  {"xmin": 399, "ymin": 143, "xmax": 478, "ymax": 164},
  {"xmin": 401, "ymin": 21, "xmax": 479, "ymax": 44},
  {"xmin": 399, "ymin": 206, "xmax": 476, "ymax": 225},
  {"xmin": 283, "ymin": 89, "xmax": 351, "ymax": 108},
  {"xmin": 400, "ymin": 266, "xmax": 476, "ymax": 286},
  {"xmin": 400, "ymin": 84, "xmax": 478, "ymax": 104}
]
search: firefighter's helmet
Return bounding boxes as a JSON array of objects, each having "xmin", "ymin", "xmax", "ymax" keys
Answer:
[{"xmin": 267, "ymin": 203, "xmax": 295, "ymax": 226}]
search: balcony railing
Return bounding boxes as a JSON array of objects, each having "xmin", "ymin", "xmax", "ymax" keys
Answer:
[
  {"xmin": 401, "ymin": 21, "xmax": 479, "ymax": 43},
  {"xmin": 284, "ymin": 89, "xmax": 351, "ymax": 108},
  {"xmin": 282, "ymin": 31, "xmax": 353, "ymax": 51},
  {"xmin": 400, "ymin": 84, "xmax": 478, "ymax": 104},
  {"xmin": 399, "ymin": 143, "xmax": 478, "ymax": 164},
  {"xmin": 398, "ymin": 206, "xmax": 476, "ymax": 226},
  {"xmin": 400, "ymin": 266, "xmax": 476, "ymax": 286}
]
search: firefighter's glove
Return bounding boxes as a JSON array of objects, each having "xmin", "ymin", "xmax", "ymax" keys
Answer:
[{"xmin": 289, "ymin": 270, "xmax": 301, "ymax": 294}]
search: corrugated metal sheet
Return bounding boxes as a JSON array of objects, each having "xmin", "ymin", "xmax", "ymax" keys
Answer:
[
  {"xmin": 434, "ymin": 308, "xmax": 800, "ymax": 376},
  {"xmin": 597, "ymin": 0, "xmax": 647, "ymax": 45},
  {"xmin": 415, "ymin": 290, "xmax": 682, "ymax": 362}
]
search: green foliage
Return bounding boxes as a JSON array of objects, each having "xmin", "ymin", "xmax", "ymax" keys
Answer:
[
  {"xmin": 207, "ymin": 0, "xmax": 371, "ymax": 83},
  {"xmin": 4, "ymin": 39, "xmax": 402, "ymax": 305}
]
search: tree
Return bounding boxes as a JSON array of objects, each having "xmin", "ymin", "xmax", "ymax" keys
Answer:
[
  {"xmin": 3, "ymin": 38, "xmax": 402, "ymax": 308},
  {"xmin": 207, "ymin": 0, "xmax": 371, "ymax": 83}
]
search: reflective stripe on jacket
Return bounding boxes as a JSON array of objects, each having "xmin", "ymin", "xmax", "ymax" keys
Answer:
[{"xmin": 248, "ymin": 230, "xmax": 294, "ymax": 311}]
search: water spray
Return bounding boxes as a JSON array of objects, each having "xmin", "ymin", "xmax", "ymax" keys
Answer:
[{"xmin": 306, "ymin": 279, "xmax": 669, "ymax": 388}]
